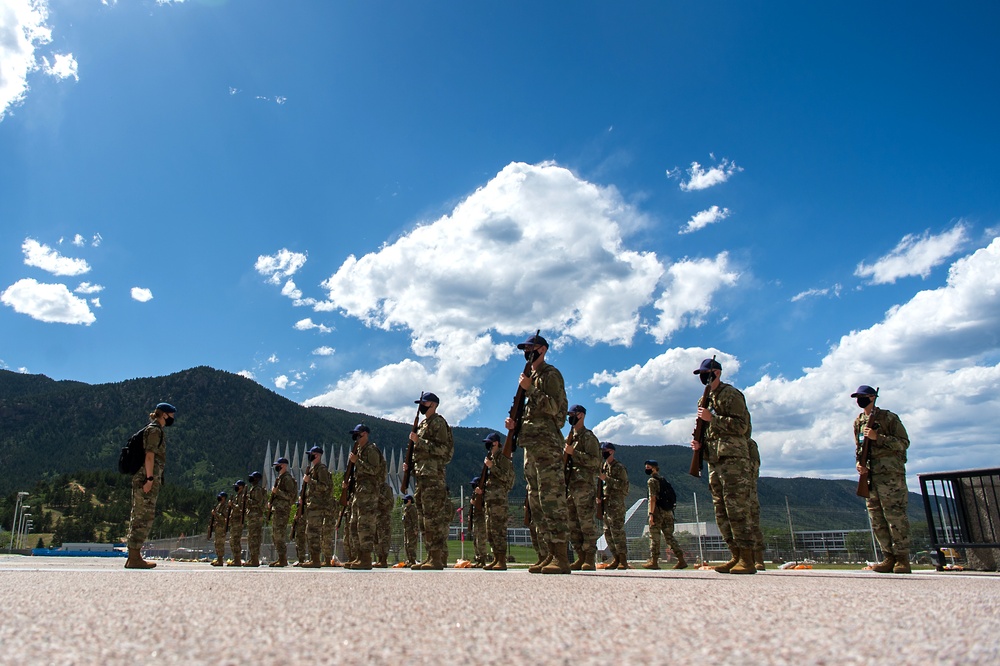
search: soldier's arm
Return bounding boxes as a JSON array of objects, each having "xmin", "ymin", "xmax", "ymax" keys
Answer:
[
  {"xmin": 528, "ymin": 367, "xmax": 566, "ymax": 418},
  {"xmin": 875, "ymin": 411, "xmax": 910, "ymax": 453},
  {"xmin": 574, "ymin": 431, "xmax": 601, "ymax": 471},
  {"xmin": 418, "ymin": 417, "xmax": 449, "ymax": 457},
  {"xmin": 711, "ymin": 388, "xmax": 750, "ymax": 438}
]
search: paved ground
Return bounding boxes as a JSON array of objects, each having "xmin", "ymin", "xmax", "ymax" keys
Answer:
[{"xmin": 1, "ymin": 556, "xmax": 998, "ymax": 665}]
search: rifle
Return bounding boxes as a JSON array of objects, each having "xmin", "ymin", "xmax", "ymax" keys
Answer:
[
  {"xmin": 562, "ymin": 429, "xmax": 574, "ymax": 493},
  {"xmin": 400, "ymin": 403, "xmax": 421, "ymax": 494},
  {"xmin": 502, "ymin": 329, "xmax": 539, "ymax": 459},
  {"xmin": 522, "ymin": 495, "xmax": 532, "ymax": 527},
  {"xmin": 856, "ymin": 388, "xmax": 881, "ymax": 498},
  {"xmin": 290, "ymin": 469, "xmax": 308, "ymax": 539},
  {"xmin": 595, "ymin": 477, "xmax": 605, "ymax": 520},
  {"xmin": 688, "ymin": 355, "xmax": 717, "ymax": 478},
  {"xmin": 471, "ymin": 452, "xmax": 491, "ymax": 511},
  {"xmin": 335, "ymin": 439, "xmax": 360, "ymax": 530},
  {"xmin": 208, "ymin": 507, "xmax": 216, "ymax": 540}
]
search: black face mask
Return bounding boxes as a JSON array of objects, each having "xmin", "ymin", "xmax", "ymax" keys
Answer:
[
  {"xmin": 568, "ymin": 414, "xmax": 579, "ymax": 426},
  {"xmin": 273, "ymin": 465, "xmax": 282, "ymax": 473},
  {"xmin": 523, "ymin": 349, "xmax": 538, "ymax": 363},
  {"xmin": 857, "ymin": 396, "xmax": 871, "ymax": 409},
  {"xmin": 699, "ymin": 372, "xmax": 713, "ymax": 386},
  {"xmin": 419, "ymin": 404, "xmax": 430, "ymax": 415},
  {"xmin": 485, "ymin": 443, "xmax": 494, "ymax": 452},
  {"xmin": 645, "ymin": 468, "xmax": 653, "ymax": 476},
  {"xmin": 308, "ymin": 454, "xmax": 318, "ymax": 463},
  {"xmin": 164, "ymin": 416, "xmax": 175, "ymax": 427},
  {"xmin": 601, "ymin": 451, "xmax": 611, "ymax": 460},
  {"xmin": 351, "ymin": 432, "xmax": 360, "ymax": 441}
]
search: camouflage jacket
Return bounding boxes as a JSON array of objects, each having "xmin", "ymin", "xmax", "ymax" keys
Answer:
[
  {"xmin": 854, "ymin": 408, "xmax": 909, "ymax": 475},
  {"xmin": 413, "ymin": 412, "xmax": 453, "ymax": 476},
  {"xmin": 378, "ymin": 483, "xmax": 394, "ymax": 513},
  {"xmin": 306, "ymin": 462, "xmax": 333, "ymax": 508},
  {"xmin": 270, "ymin": 471, "xmax": 297, "ymax": 509},
  {"xmin": 245, "ymin": 485, "xmax": 266, "ymax": 518},
  {"xmin": 136, "ymin": 423, "xmax": 166, "ymax": 484},
  {"xmin": 402, "ymin": 503, "xmax": 418, "ymax": 531},
  {"xmin": 703, "ymin": 382, "xmax": 750, "ymax": 463},
  {"xmin": 485, "ymin": 453, "xmax": 514, "ymax": 495},
  {"xmin": 210, "ymin": 502, "xmax": 228, "ymax": 532},
  {"xmin": 354, "ymin": 442, "xmax": 386, "ymax": 493},
  {"xmin": 523, "ymin": 362, "xmax": 568, "ymax": 430},
  {"xmin": 602, "ymin": 458, "xmax": 629, "ymax": 501},
  {"xmin": 228, "ymin": 490, "xmax": 247, "ymax": 526},
  {"xmin": 567, "ymin": 427, "xmax": 601, "ymax": 484}
]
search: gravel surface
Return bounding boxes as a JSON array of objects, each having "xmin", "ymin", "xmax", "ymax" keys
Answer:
[{"xmin": 1, "ymin": 556, "xmax": 998, "ymax": 665}]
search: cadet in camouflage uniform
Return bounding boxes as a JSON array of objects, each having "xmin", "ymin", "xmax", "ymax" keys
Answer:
[
  {"xmin": 227, "ymin": 480, "xmax": 247, "ymax": 567},
  {"xmin": 479, "ymin": 433, "xmax": 513, "ymax": 570},
  {"xmin": 293, "ymin": 500, "xmax": 309, "ymax": 567},
  {"xmin": 690, "ymin": 358, "xmax": 755, "ymax": 575},
  {"xmin": 852, "ymin": 385, "xmax": 911, "ymax": 574},
  {"xmin": 209, "ymin": 491, "xmax": 228, "ymax": 566},
  {"xmin": 506, "ymin": 334, "xmax": 570, "ymax": 575},
  {"xmin": 268, "ymin": 457, "xmax": 297, "ymax": 567},
  {"xmin": 468, "ymin": 477, "xmax": 488, "ymax": 566},
  {"xmin": 748, "ymin": 437, "xmax": 766, "ymax": 570},
  {"xmin": 564, "ymin": 405, "xmax": 601, "ymax": 571},
  {"xmin": 643, "ymin": 460, "xmax": 686, "ymax": 570},
  {"xmin": 374, "ymin": 480, "xmax": 394, "ymax": 568},
  {"xmin": 600, "ymin": 442, "xmax": 630, "ymax": 570},
  {"xmin": 303, "ymin": 445, "xmax": 333, "ymax": 568},
  {"xmin": 346, "ymin": 424, "xmax": 386, "ymax": 570},
  {"xmin": 407, "ymin": 392, "xmax": 454, "ymax": 570},
  {"xmin": 401, "ymin": 494, "xmax": 418, "ymax": 566},
  {"xmin": 125, "ymin": 402, "xmax": 175, "ymax": 569},
  {"xmin": 243, "ymin": 471, "xmax": 266, "ymax": 566}
]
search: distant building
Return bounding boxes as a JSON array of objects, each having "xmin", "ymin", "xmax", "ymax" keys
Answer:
[{"xmin": 261, "ymin": 440, "xmax": 411, "ymax": 497}]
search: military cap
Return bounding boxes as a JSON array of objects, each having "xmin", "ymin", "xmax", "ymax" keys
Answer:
[
  {"xmin": 482, "ymin": 433, "xmax": 501, "ymax": 443},
  {"xmin": 568, "ymin": 404, "xmax": 587, "ymax": 414},
  {"xmin": 308, "ymin": 445, "xmax": 324, "ymax": 454},
  {"xmin": 644, "ymin": 460, "xmax": 658, "ymax": 468},
  {"xmin": 350, "ymin": 423, "xmax": 371, "ymax": 434},
  {"xmin": 403, "ymin": 494, "xmax": 414, "ymax": 502},
  {"xmin": 275, "ymin": 457, "xmax": 289, "ymax": 465},
  {"xmin": 249, "ymin": 471, "xmax": 263, "ymax": 481},
  {"xmin": 470, "ymin": 476, "xmax": 481, "ymax": 486},
  {"xmin": 516, "ymin": 333, "xmax": 548, "ymax": 349},
  {"xmin": 693, "ymin": 358, "xmax": 723, "ymax": 374},
  {"xmin": 234, "ymin": 479, "xmax": 246, "ymax": 488},
  {"xmin": 415, "ymin": 391, "xmax": 440, "ymax": 404},
  {"xmin": 217, "ymin": 491, "xmax": 228, "ymax": 499},
  {"xmin": 155, "ymin": 402, "xmax": 177, "ymax": 413},
  {"xmin": 600, "ymin": 442, "xmax": 616, "ymax": 451},
  {"xmin": 850, "ymin": 385, "xmax": 877, "ymax": 397}
]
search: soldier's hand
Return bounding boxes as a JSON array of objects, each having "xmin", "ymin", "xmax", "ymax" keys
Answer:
[
  {"xmin": 484, "ymin": 458, "xmax": 493, "ymax": 469},
  {"xmin": 474, "ymin": 487, "xmax": 483, "ymax": 495},
  {"xmin": 856, "ymin": 463, "xmax": 866, "ymax": 475},
  {"xmin": 648, "ymin": 514, "xmax": 655, "ymax": 526},
  {"xmin": 409, "ymin": 431, "xmax": 419, "ymax": 443},
  {"xmin": 504, "ymin": 417, "xmax": 516, "ymax": 430},
  {"xmin": 303, "ymin": 474, "xmax": 310, "ymax": 483},
  {"xmin": 697, "ymin": 407, "xmax": 712, "ymax": 422},
  {"xmin": 691, "ymin": 440, "xmax": 702, "ymax": 451},
  {"xmin": 599, "ymin": 473, "xmax": 607, "ymax": 481},
  {"xmin": 518, "ymin": 373, "xmax": 531, "ymax": 390},
  {"xmin": 349, "ymin": 452, "xmax": 358, "ymax": 463},
  {"xmin": 862, "ymin": 427, "xmax": 878, "ymax": 440},
  {"xmin": 402, "ymin": 462, "xmax": 409, "ymax": 472},
  {"xmin": 564, "ymin": 444, "xmax": 575, "ymax": 456},
  {"xmin": 142, "ymin": 480, "xmax": 153, "ymax": 494}
]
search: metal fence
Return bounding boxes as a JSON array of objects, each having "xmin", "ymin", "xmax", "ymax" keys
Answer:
[{"xmin": 919, "ymin": 467, "xmax": 1000, "ymax": 571}]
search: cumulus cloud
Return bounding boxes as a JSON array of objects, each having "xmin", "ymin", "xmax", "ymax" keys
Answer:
[
  {"xmin": 274, "ymin": 374, "xmax": 290, "ymax": 389},
  {"xmin": 791, "ymin": 283, "xmax": 842, "ymax": 302},
  {"xmin": 668, "ymin": 157, "xmax": 742, "ymax": 192},
  {"xmin": 22, "ymin": 238, "xmax": 90, "ymax": 276},
  {"xmin": 647, "ymin": 253, "xmax": 739, "ymax": 343},
  {"xmin": 255, "ymin": 249, "xmax": 308, "ymax": 303},
  {"xmin": 41, "ymin": 52, "xmax": 77, "ymax": 81},
  {"xmin": 237, "ymin": 370, "xmax": 256, "ymax": 380},
  {"xmin": 294, "ymin": 318, "xmax": 333, "ymax": 333},
  {"xmin": 130, "ymin": 287, "xmax": 153, "ymax": 302},
  {"xmin": 679, "ymin": 206, "xmax": 731, "ymax": 235},
  {"xmin": 1, "ymin": 278, "xmax": 96, "ymax": 324},
  {"xmin": 855, "ymin": 223, "xmax": 968, "ymax": 285},
  {"xmin": 74, "ymin": 282, "xmax": 103, "ymax": 294},
  {"xmin": 312, "ymin": 346, "xmax": 335, "ymax": 356}
]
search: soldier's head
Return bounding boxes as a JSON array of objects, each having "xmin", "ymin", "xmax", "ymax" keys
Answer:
[
  {"xmin": 249, "ymin": 471, "xmax": 263, "ymax": 486},
  {"xmin": 601, "ymin": 441, "xmax": 616, "ymax": 461},
  {"xmin": 483, "ymin": 432, "xmax": 501, "ymax": 453},
  {"xmin": 568, "ymin": 404, "xmax": 586, "ymax": 428},
  {"xmin": 233, "ymin": 480, "xmax": 246, "ymax": 493},
  {"xmin": 350, "ymin": 423, "xmax": 370, "ymax": 445},
  {"xmin": 415, "ymin": 392, "xmax": 440, "ymax": 415},
  {"xmin": 470, "ymin": 476, "xmax": 480, "ymax": 489},
  {"xmin": 517, "ymin": 333, "xmax": 548, "ymax": 364},
  {"xmin": 851, "ymin": 385, "xmax": 877, "ymax": 409},
  {"xmin": 693, "ymin": 358, "xmax": 722, "ymax": 386},
  {"xmin": 217, "ymin": 491, "xmax": 228, "ymax": 503},
  {"xmin": 645, "ymin": 460, "xmax": 659, "ymax": 476},
  {"xmin": 403, "ymin": 494, "xmax": 414, "ymax": 505},
  {"xmin": 274, "ymin": 457, "xmax": 289, "ymax": 474},
  {"xmin": 151, "ymin": 402, "xmax": 177, "ymax": 427},
  {"xmin": 307, "ymin": 446, "xmax": 323, "ymax": 463}
]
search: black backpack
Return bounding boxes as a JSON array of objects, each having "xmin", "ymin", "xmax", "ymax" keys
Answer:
[
  {"xmin": 118, "ymin": 426, "xmax": 149, "ymax": 475},
  {"xmin": 655, "ymin": 475, "xmax": 676, "ymax": 511}
]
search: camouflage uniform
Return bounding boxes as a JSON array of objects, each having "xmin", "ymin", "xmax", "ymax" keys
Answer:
[
  {"xmin": 748, "ymin": 438, "xmax": 765, "ymax": 554},
  {"xmin": 521, "ymin": 362, "xmax": 569, "ymax": 557},
  {"xmin": 269, "ymin": 470, "xmax": 298, "ymax": 564},
  {"xmin": 245, "ymin": 482, "xmax": 266, "ymax": 564},
  {"xmin": 350, "ymin": 441, "xmax": 386, "ymax": 560},
  {"xmin": 485, "ymin": 453, "xmax": 514, "ymax": 561},
  {"xmin": 293, "ymin": 500, "xmax": 308, "ymax": 564},
  {"xmin": 305, "ymin": 459, "xmax": 334, "ymax": 562},
  {"xmin": 209, "ymin": 498, "xmax": 228, "ymax": 564},
  {"xmin": 402, "ymin": 500, "xmax": 419, "ymax": 564},
  {"xmin": 228, "ymin": 488, "xmax": 247, "ymax": 563},
  {"xmin": 703, "ymin": 382, "xmax": 754, "ymax": 550},
  {"xmin": 648, "ymin": 473, "xmax": 682, "ymax": 560},
  {"xmin": 374, "ymin": 481, "xmax": 394, "ymax": 564},
  {"xmin": 413, "ymin": 412, "xmax": 454, "ymax": 560},
  {"xmin": 601, "ymin": 458, "xmax": 629, "ymax": 561},
  {"xmin": 566, "ymin": 427, "xmax": 601, "ymax": 558},
  {"xmin": 126, "ymin": 423, "xmax": 166, "ymax": 550},
  {"xmin": 469, "ymin": 496, "xmax": 488, "ymax": 564},
  {"xmin": 855, "ymin": 408, "xmax": 910, "ymax": 556}
]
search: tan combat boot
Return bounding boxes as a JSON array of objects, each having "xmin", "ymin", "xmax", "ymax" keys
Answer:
[
  {"xmin": 243, "ymin": 557, "xmax": 260, "ymax": 567},
  {"xmin": 374, "ymin": 554, "xmax": 388, "ymax": 568},
  {"xmin": 871, "ymin": 553, "xmax": 896, "ymax": 573},
  {"xmin": 581, "ymin": 550, "xmax": 597, "ymax": 571},
  {"xmin": 211, "ymin": 551, "xmax": 224, "ymax": 566},
  {"xmin": 492, "ymin": 553, "xmax": 507, "ymax": 571},
  {"xmin": 642, "ymin": 555, "xmax": 660, "ymax": 570},
  {"xmin": 754, "ymin": 549, "xmax": 766, "ymax": 571},
  {"xmin": 348, "ymin": 551, "xmax": 373, "ymax": 570},
  {"xmin": 541, "ymin": 546, "xmax": 572, "ymax": 574},
  {"xmin": 605, "ymin": 554, "xmax": 620, "ymax": 570},
  {"xmin": 528, "ymin": 553, "xmax": 553, "ymax": 574},
  {"xmin": 672, "ymin": 549, "xmax": 688, "ymax": 570},
  {"xmin": 892, "ymin": 551, "xmax": 911, "ymax": 574},
  {"xmin": 301, "ymin": 549, "xmax": 323, "ymax": 568},
  {"xmin": 714, "ymin": 545, "xmax": 740, "ymax": 573},
  {"xmin": 730, "ymin": 548, "xmax": 757, "ymax": 575},
  {"xmin": 617, "ymin": 551, "xmax": 630, "ymax": 570},
  {"xmin": 125, "ymin": 548, "xmax": 156, "ymax": 569},
  {"xmin": 569, "ymin": 550, "xmax": 585, "ymax": 571}
]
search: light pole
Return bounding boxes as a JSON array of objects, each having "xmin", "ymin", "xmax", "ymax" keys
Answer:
[
  {"xmin": 8, "ymin": 492, "xmax": 28, "ymax": 551},
  {"xmin": 20, "ymin": 520, "xmax": 34, "ymax": 549},
  {"xmin": 16, "ymin": 512, "xmax": 31, "ymax": 550}
]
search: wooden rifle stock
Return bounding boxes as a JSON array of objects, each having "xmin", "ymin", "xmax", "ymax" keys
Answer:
[
  {"xmin": 688, "ymin": 378, "xmax": 715, "ymax": 478},
  {"xmin": 340, "ymin": 440, "xmax": 360, "ymax": 507},
  {"xmin": 595, "ymin": 477, "xmax": 605, "ymax": 520},
  {"xmin": 400, "ymin": 406, "xmax": 421, "ymax": 494},
  {"xmin": 856, "ymin": 389, "xmax": 881, "ymax": 498},
  {"xmin": 562, "ymin": 430, "xmax": 574, "ymax": 492},
  {"xmin": 472, "ymin": 452, "xmax": 491, "ymax": 511}
]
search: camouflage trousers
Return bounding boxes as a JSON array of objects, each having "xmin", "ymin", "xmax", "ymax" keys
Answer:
[
  {"xmin": 602, "ymin": 497, "xmax": 627, "ymax": 557},
  {"xmin": 485, "ymin": 491, "xmax": 509, "ymax": 558},
  {"xmin": 650, "ymin": 508, "xmax": 681, "ymax": 557},
  {"xmin": 271, "ymin": 504, "xmax": 292, "ymax": 560},
  {"xmin": 306, "ymin": 505, "xmax": 334, "ymax": 559},
  {"xmin": 567, "ymin": 479, "xmax": 598, "ymax": 554},
  {"xmin": 470, "ymin": 512, "xmax": 488, "ymax": 561},
  {"xmin": 246, "ymin": 513, "xmax": 264, "ymax": 561},
  {"xmin": 350, "ymin": 488, "xmax": 378, "ymax": 554},
  {"xmin": 708, "ymin": 456, "xmax": 754, "ymax": 549},
  {"xmin": 522, "ymin": 420, "xmax": 569, "ymax": 550},
  {"xmin": 749, "ymin": 460, "xmax": 764, "ymax": 550},
  {"xmin": 213, "ymin": 532, "xmax": 227, "ymax": 560},
  {"xmin": 868, "ymin": 469, "xmax": 910, "ymax": 555},
  {"xmin": 403, "ymin": 520, "xmax": 419, "ymax": 563},
  {"xmin": 294, "ymin": 515, "xmax": 307, "ymax": 562},
  {"xmin": 126, "ymin": 479, "xmax": 160, "ymax": 549},
  {"xmin": 375, "ymin": 506, "xmax": 391, "ymax": 559},
  {"xmin": 228, "ymin": 520, "xmax": 244, "ymax": 560},
  {"xmin": 415, "ymin": 471, "xmax": 449, "ymax": 553},
  {"xmin": 343, "ymin": 506, "xmax": 358, "ymax": 562}
]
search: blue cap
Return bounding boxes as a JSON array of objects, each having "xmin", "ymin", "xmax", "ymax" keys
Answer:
[
  {"xmin": 350, "ymin": 424, "xmax": 370, "ymax": 434},
  {"xmin": 482, "ymin": 433, "xmax": 501, "ymax": 443},
  {"xmin": 693, "ymin": 358, "xmax": 722, "ymax": 374},
  {"xmin": 308, "ymin": 445, "xmax": 323, "ymax": 454},
  {"xmin": 470, "ymin": 476, "xmax": 481, "ymax": 486},
  {"xmin": 644, "ymin": 460, "xmax": 658, "ymax": 468},
  {"xmin": 234, "ymin": 480, "xmax": 245, "ymax": 488},
  {"xmin": 275, "ymin": 457, "xmax": 289, "ymax": 465},
  {"xmin": 217, "ymin": 491, "xmax": 227, "ymax": 499},
  {"xmin": 415, "ymin": 392, "xmax": 440, "ymax": 404},
  {"xmin": 249, "ymin": 471, "xmax": 262, "ymax": 482},
  {"xmin": 403, "ymin": 494, "xmax": 413, "ymax": 502},
  {"xmin": 156, "ymin": 402, "xmax": 177, "ymax": 413},
  {"xmin": 600, "ymin": 442, "xmax": 616, "ymax": 451},
  {"xmin": 569, "ymin": 404, "xmax": 586, "ymax": 414},
  {"xmin": 517, "ymin": 334, "xmax": 548, "ymax": 350},
  {"xmin": 851, "ymin": 385, "xmax": 877, "ymax": 397}
]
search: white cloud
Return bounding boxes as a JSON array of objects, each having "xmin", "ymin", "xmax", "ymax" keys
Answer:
[
  {"xmin": 274, "ymin": 374, "xmax": 290, "ymax": 390},
  {"xmin": 71, "ymin": 234, "xmax": 85, "ymax": 247},
  {"xmin": 791, "ymin": 283, "xmax": 842, "ymax": 302},
  {"xmin": 679, "ymin": 205, "xmax": 730, "ymax": 235},
  {"xmin": 1, "ymin": 278, "xmax": 96, "ymax": 325},
  {"xmin": 647, "ymin": 253, "xmax": 739, "ymax": 343},
  {"xmin": 22, "ymin": 238, "xmax": 90, "ymax": 276},
  {"xmin": 668, "ymin": 157, "xmax": 743, "ymax": 192},
  {"xmin": 267, "ymin": 354, "xmax": 279, "ymax": 363},
  {"xmin": 91, "ymin": 298, "xmax": 101, "ymax": 308},
  {"xmin": 855, "ymin": 223, "xmax": 968, "ymax": 285},
  {"xmin": 256, "ymin": 249, "xmax": 307, "ymax": 286},
  {"xmin": 294, "ymin": 318, "xmax": 333, "ymax": 333},
  {"xmin": 74, "ymin": 282, "xmax": 103, "ymax": 295},
  {"xmin": 237, "ymin": 370, "xmax": 256, "ymax": 380},
  {"xmin": 41, "ymin": 52, "xmax": 77, "ymax": 81},
  {"xmin": 312, "ymin": 346, "xmax": 335, "ymax": 356},
  {"xmin": 91, "ymin": 233, "xmax": 102, "ymax": 247},
  {"xmin": 130, "ymin": 287, "xmax": 153, "ymax": 302}
]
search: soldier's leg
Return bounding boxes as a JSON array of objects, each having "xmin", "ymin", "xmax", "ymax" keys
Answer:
[
  {"xmin": 355, "ymin": 493, "xmax": 378, "ymax": 568},
  {"xmin": 524, "ymin": 449, "xmax": 550, "ymax": 552},
  {"xmin": 126, "ymin": 483, "xmax": 160, "ymax": 550},
  {"xmin": 663, "ymin": 510, "xmax": 681, "ymax": 553},
  {"xmin": 566, "ymin": 488, "xmax": 584, "ymax": 556},
  {"xmin": 708, "ymin": 464, "xmax": 734, "ymax": 548},
  {"xmin": 320, "ymin": 510, "xmax": 335, "ymax": 564},
  {"xmin": 718, "ymin": 457, "xmax": 754, "ymax": 549},
  {"xmin": 534, "ymin": 435, "xmax": 569, "ymax": 551},
  {"xmin": 229, "ymin": 524, "xmax": 243, "ymax": 565},
  {"xmin": 650, "ymin": 513, "xmax": 663, "ymax": 558},
  {"xmin": 749, "ymin": 463, "xmax": 764, "ymax": 551},
  {"xmin": 272, "ymin": 507, "xmax": 291, "ymax": 566}
]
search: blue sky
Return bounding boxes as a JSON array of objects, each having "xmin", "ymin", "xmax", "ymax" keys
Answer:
[{"xmin": 2, "ymin": 0, "xmax": 999, "ymax": 487}]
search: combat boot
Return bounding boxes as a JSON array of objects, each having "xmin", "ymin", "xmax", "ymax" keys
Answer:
[
  {"xmin": 269, "ymin": 553, "xmax": 287, "ymax": 567},
  {"xmin": 415, "ymin": 549, "xmax": 445, "ymax": 570},
  {"xmin": 569, "ymin": 550, "xmax": 585, "ymax": 571},
  {"xmin": 871, "ymin": 554, "xmax": 896, "ymax": 573},
  {"xmin": 541, "ymin": 546, "xmax": 571, "ymax": 574},
  {"xmin": 228, "ymin": 551, "xmax": 242, "ymax": 567},
  {"xmin": 642, "ymin": 555, "xmax": 660, "ymax": 570},
  {"xmin": 617, "ymin": 552, "xmax": 630, "ymax": 570},
  {"xmin": 672, "ymin": 549, "xmax": 688, "ymax": 570},
  {"xmin": 492, "ymin": 554, "xmax": 507, "ymax": 571},
  {"xmin": 301, "ymin": 549, "xmax": 323, "ymax": 568},
  {"xmin": 528, "ymin": 553, "xmax": 553, "ymax": 574},
  {"xmin": 581, "ymin": 550, "xmax": 597, "ymax": 571},
  {"xmin": 211, "ymin": 558, "xmax": 224, "ymax": 567},
  {"xmin": 348, "ymin": 552, "xmax": 373, "ymax": 570},
  {"xmin": 754, "ymin": 549, "xmax": 766, "ymax": 571},
  {"xmin": 125, "ymin": 548, "xmax": 156, "ymax": 569},
  {"xmin": 243, "ymin": 557, "xmax": 260, "ymax": 567},
  {"xmin": 892, "ymin": 551, "xmax": 911, "ymax": 574},
  {"xmin": 729, "ymin": 548, "xmax": 757, "ymax": 575},
  {"xmin": 374, "ymin": 554, "xmax": 389, "ymax": 568},
  {"xmin": 605, "ymin": 554, "xmax": 620, "ymax": 570},
  {"xmin": 714, "ymin": 545, "xmax": 740, "ymax": 573}
]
